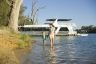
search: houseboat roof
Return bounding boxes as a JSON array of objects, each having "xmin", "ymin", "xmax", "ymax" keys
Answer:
[{"xmin": 46, "ymin": 19, "xmax": 72, "ymax": 21}]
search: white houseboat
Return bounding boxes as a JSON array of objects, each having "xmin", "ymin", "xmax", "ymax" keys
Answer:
[{"xmin": 18, "ymin": 19, "xmax": 77, "ymax": 36}]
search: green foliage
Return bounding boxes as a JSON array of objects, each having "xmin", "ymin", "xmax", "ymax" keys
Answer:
[
  {"xmin": 18, "ymin": 16, "xmax": 33, "ymax": 26},
  {"xmin": 0, "ymin": 0, "xmax": 33, "ymax": 26},
  {"xmin": 19, "ymin": 34, "xmax": 31, "ymax": 42},
  {"xmin": 0, "ymin": 0, "xmax": 10, "ymax": 26},
  {"xmin": 77, "ymin": 25, "xmax": 96, "ymax": 33},
  {"xmin": 17, "ymin": 40, "xmax": 25, "ymax": 49},
  {"xmin": 17, "ymin": 34, "xmax": 32, "ymax": 49},
  {"xmin": 18, "ymin": 5, "xmax": 34, "ymax": 26},
  {"xmin": 18, "ymin": 5, "xmax": 27, "ymax": 26}
]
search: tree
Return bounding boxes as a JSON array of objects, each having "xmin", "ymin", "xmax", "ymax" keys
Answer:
[
  {"xmin": 18, "ymin": 16, "xmax": 33, "ymax": 26},
  {"xmin": 31, "ymin": 0, "xmax": 38, "ymax": 24},
  {"xmin": 6, "ymin": 0, "xmax": 23, "ymax": 32},
  {"xmin": 0, "ymin": 0, "xmax": 26, "ymax": 27},
  {"xmin": 18, "ymin": 5, "xmax": 27, "ymax": 26},
  {"xmin": 31, "ymin": 0, "xmax": 45, "ymax": 24},
  {"xmin": 80, "ymin": 25, "xmax": 96, "ymax": 33},
  {"xmin": 18, "ymin": 6, "xmax": 34, "ymax": 26}
]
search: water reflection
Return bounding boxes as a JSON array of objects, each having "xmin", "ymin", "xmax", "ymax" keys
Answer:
[
  {"xmin": 42, "ymin": 39, "xmax": 57, "ymax": 64},
  {"xmin": 48, "ymin": 46, "xmax": 57, "ymax": 64},
  {"xmin": 21, "ymin": 34, "xmax": 96, "ymax": 64},
  {"xmin": 55, "ymin": 36, "xmax": 77, "ymax": 64}
]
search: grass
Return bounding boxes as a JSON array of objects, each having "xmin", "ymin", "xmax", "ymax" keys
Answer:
[
  {"xmin": 0, "ymin": 48, "xmax": 19, "ymax": 64},
  {"xmin": 0, "ymin": 27, "xmax": 32, "ymax": 64},
  {"xmin": 0, "ymin": 27, "xmax": 32, "ymax": 49},
  {"xmin": 17, "ymin": 34, "xmax": 32, "ymax": 48}
]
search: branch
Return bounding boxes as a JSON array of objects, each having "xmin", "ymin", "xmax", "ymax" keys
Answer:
[{"xmin": 38, "ymin": 6, "xmax": 46, "ymax": 10}]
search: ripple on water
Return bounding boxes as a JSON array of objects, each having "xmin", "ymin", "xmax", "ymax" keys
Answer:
[{"xmin": 22, "ymin": 34, "xmax": 96, "ymax": 64}]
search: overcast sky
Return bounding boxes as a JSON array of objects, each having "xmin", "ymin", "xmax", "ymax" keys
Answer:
[{"xmin": 23, "ymin": 0, "xmax": 96, "ymax": 28}]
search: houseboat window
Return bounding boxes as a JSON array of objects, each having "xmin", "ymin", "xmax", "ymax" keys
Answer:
[
  {"xmin": 19, "ymin": 27, "xmax": 50, "ymax": 31},
  {"xmin": 19, "ymin": 27, "xmax": 68, "ymax": 31},
  {"xmin": 60, "ymin": 27, "xmax": 69, "ymax": 31}
]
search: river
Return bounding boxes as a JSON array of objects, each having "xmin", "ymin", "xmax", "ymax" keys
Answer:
[{"xmin": 21, "ymin": 34, "xmax": 96, "ymax": 64}]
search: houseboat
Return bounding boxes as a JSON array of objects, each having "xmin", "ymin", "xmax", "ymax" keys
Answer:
[{"xmin": 18, "ymin": 19, "xmax": 77, "ymax": 36}]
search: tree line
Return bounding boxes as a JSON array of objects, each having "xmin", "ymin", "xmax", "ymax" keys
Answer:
[{"xmin": 77, "ymin": 25, "xmax": 96, "ymax": 33}]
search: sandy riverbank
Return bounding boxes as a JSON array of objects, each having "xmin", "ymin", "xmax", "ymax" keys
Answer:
[{"xmin": 0, "ymin": 28, "xmax": 32, "ymax": 64}]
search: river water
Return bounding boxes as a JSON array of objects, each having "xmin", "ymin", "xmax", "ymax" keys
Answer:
[{"xmin": 22, "ymin": 34, "xmax": 96, "ymax": 64}]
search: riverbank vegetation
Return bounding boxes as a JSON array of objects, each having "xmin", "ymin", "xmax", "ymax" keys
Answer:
[
  {"xmin": 0, "ymin": 27, "xmax": 32, "ymax": 64},
  {"xmin": 77, "ymin": 25, "xmax": 96, "ymax": 33},
  {"xmin": 0, "ymin": 0, "xmax": 44, "ymax": 63},
  {"xmin": 0, "ymin": 0, "xmax": 33, "ymax": 63}
]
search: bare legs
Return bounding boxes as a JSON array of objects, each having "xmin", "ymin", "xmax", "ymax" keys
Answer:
[{"xmin": 49, "ymin": 35, "xmax": 54, "ymax": 48}]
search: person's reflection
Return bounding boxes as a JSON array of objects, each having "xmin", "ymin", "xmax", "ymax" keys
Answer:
[
  {"xmin": 43, "ymin": 39, "xmax": 45, "ymax": 45},
  {"xmin": 48, "ymin": 46, "xmax": 57, "ymax": 64}
]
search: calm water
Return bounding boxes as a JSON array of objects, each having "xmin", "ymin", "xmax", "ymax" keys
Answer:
[{"xmin": 22, "ymin": 34, "xmax": 96, "ymax": 64}]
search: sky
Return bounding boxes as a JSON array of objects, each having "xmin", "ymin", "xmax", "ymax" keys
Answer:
[{"xmin": 23, "ymin": 0, "xmax": 96, "ymax": 28}]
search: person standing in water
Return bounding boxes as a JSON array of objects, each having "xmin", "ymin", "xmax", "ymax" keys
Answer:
[{"xmin": 49, "ymin": 23, "xmax": 55, "ymax": 47}]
